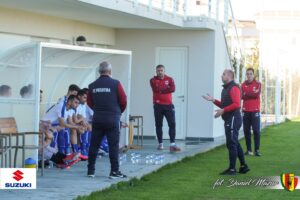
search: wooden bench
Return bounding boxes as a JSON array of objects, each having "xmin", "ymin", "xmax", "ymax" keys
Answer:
[
  {"xmin": 0, "ymin": 134, "xmax": 11, "ymax": 167},
  {"xmin": 0, "ymin": 118, "xmax": 15, "ymax": 167},
  {"xmin": 0, "ymin": 118, "xmax": 42, "ymax": 174}
]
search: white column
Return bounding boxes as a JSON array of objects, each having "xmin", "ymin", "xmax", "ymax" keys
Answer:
[
  {"xmin": 224, "ymin": 0, "xmax": 229, "ymax": 33},
  {"xmin": 216, "ymin": 0, "xmax": 220, "ymax": 20},
  {"xmin": 275, "ymin": 63, "xmax": 281, "ymax": 123},
  {"xmin": 259, "ymin": 66, "xmax": 263, "ymax": 83},
  {"xmin": 183, "ymin": 0, "xmax": 187, "ymax": 19},
  {"xmin": 288, "ymin": 69, "xmax": 292, "ymax": 118},
  {"xmin": 264, "ymin": 70, "xmax": 268, "ymax": 124},
  {"xmin": 296, "ymin": 87, "xmax": 300, "ymax": 117},
  {"xmin": 173, "ymin": 0, "xmax": 177, "ymax": 16},
  {"xmin": 161, "ymin": 0, "xmax": 165, "ymax": 14},
  {"xmin": 149, "ymin": 0, "xmax": 153, "ymax": 11},
  {"xmin": 282, "ymin": 69, "xmax": 286, "ymax": 117},
  {"xmin": 208, "ymin": 0, "xmax": 212, "ymax": 18},
  {"xmin": 34, "ymin": 43, "xmax": 42, "ymax": 166}
]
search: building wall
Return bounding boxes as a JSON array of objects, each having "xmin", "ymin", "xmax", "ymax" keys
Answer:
[
  {"xmin": 0, "ymin": 6, "xmax": 231, "ymax": 140},
  {"xmin": 0, "ymin": 7, "xmax": 115, "ymax": 46},
  {"xmin": 115, "ymin": 27, "xmax": 230, "ymax": 139},
  {"xmin": 212, "ymin": 24, "xmax": 232, "ymax": 138}
]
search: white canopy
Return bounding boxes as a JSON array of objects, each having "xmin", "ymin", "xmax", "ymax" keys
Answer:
[{"xmin": 0, "ymin": 42, "xmax": 132, "ymax": 164}]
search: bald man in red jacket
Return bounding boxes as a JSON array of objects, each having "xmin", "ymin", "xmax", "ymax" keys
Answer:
[{"xmin": 203, "ymin": 69, "xmax": 250, "ymax": 175}]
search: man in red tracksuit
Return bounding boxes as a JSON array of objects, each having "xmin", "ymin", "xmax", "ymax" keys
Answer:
[
  {"xmin": 150, "ymin": 64, "xmax": 181, "ymax": 152},
  {"xmin": 241, "ymin": 67, "xmax": 262, "ymax": 156}
]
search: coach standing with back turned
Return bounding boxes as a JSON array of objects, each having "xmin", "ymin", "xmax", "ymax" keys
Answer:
[{"xmin": 87, "ymin": 61, "xmax": 127, "ymax": 179}]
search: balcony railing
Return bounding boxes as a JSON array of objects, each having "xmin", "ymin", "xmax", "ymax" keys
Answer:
[
  {"xmin": 125, "ymin": 0, "xmax": 243, "ymax": 62},
  {"xmin": 126, "ymin": 1, "xmax": 229, "ymax": 28}
]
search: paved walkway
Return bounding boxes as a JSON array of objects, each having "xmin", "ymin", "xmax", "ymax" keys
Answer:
[{"xmin": 0, "ymin": 137, "xmax": 227, "ymax": 200}]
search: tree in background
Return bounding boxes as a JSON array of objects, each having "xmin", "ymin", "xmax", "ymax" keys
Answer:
[
  {"xmin": 231, "ymin": 50, "xmax": 244, "ymax": 83},
  {"xmin": 245, "ymin": 41, "xmax": 259, "ymax": 76}
]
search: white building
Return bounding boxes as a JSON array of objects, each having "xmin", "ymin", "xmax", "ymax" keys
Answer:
[{"xmin": 0, "ymin": 0, "xmax": 241, "ymax": 165}]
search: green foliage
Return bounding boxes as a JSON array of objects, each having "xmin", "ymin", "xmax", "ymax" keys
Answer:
[
  {"xmin": 245, "ymin": 41, "xmax": 260, "ymax": 75},
  {"xmin": 231, "ymin": 50, "xmax": 244, "ymax": 83}
]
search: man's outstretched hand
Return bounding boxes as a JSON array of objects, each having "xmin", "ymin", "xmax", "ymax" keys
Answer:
[{"xmin": 202, "ymin": 94, "xmax": 214, "ymax": 102}]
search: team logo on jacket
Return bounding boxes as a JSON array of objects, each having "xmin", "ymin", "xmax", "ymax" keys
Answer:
[
  {"xmin": 93, "ymin": 88, "xmax": 111, "ymax": 93},
  {"xmin": 281, "ymin": 173, "xmax": 298, "ymax": 191},
  {"xmin": 165, "ymin": 80, "xmax": 169, "ymax": 85}
]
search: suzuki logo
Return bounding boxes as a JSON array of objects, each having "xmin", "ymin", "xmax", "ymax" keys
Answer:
[{"xmin": 13, "ymin": 170, "xmax": 24, "ymax": 181}]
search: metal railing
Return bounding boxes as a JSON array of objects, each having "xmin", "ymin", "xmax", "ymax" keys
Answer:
[
  {"xmin": 125, "ymin": 0, "xmax": 243, "ymax": 69},
  {"xmin": 126, "ymin": 1, "xmax": 232, "ymax": 28}
]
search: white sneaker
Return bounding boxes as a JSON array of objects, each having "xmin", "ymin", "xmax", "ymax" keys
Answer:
[
  {"xmin": 87, "ymin": 174, "xmax": 95, "ymax": 178},
  {"xmin": 244, "ymin": 151, "xmax": 253, "ymax": 156},
  {"xmin": 157, "ymin": 143, "xmax": 164, "ymax": 150}
]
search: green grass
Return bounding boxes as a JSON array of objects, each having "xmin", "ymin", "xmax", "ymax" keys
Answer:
[{"xmin": 76, "ymin": 120, "xmax": 300, "ymax": 200}]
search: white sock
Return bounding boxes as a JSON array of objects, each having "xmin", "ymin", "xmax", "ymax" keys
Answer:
[{"xmin": 170, "ymin": 143, "xmax": 176, "ymax": 146}]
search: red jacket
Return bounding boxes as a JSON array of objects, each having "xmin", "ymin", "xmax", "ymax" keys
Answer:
[
  {"xmin": 214, "ymin": 86, "xmax": 241, "ymax": 113},
  {"xmin": 241, "ymin": 79, "xmax": 261, "ymax": 112},
  {"xmin": 150, "ymin": 75, "xmax": 175, "ymax": 105}
]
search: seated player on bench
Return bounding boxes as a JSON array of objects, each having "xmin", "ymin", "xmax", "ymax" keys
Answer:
[
  {"xmin": 72, "ymin": 89, "xmax": 92, "ymax": 160},
  {"xmin": 42, "ymin": 95, "xmax": 84, "ymax": 155},
  {"xmin": 39, "ymin": 120, "xmax": 81, "ymax": 169}
]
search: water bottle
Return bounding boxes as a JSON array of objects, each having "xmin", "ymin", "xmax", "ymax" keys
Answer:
[
  {"xmin": 135, "ymin": 154, "xmax": 141, "ymax": 164},
  {"xmin": 131, "ymin": 156, "xmax": 136, "ymax": 164},
  {"xmin": 148, "ymin": 154, "xmax": 154, "ymax": 164},
  {"xmin": 154, "ymin": 156, "xmax": 160, "ymax": 165},
  {"xmin": 48, "ymin": 161, "xmax": 54, "ymax": 168},
  {"xmin": 121, "ymin": 154, "xmax": 127, "ymax": 165},
  {"xmin": 130, "ymin": 153, "xmax": 136, "ymax": 158},
  {"xmin": 123, "ymin": 154, "xmax": 127, "ymax": 162},
  {"xmin": 130, "ymin": 152, "xmax": 134, "ymax": 164},
  {"xmin": 145, "ymin": 155, "xmax": 151, "ymax": 165},
  {"xmin": 119, "ymin": 155, "xmax": 123, "ymax": 166}
]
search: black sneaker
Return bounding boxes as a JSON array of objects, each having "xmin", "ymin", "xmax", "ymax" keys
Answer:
[
  {"xmin": 255, "ymin": 150, "xmax": 261, "ymax": 156},
  {"xmin": 109, "ymin": 171, "xmax": 127, "ymax": 179},
  {"xmin": 239, "ymin": 164, "xmax": 250, "ymax": 174},
  {"xmin": 219, "ymin": 168, "xmax": 236, "ymax": 175}
]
